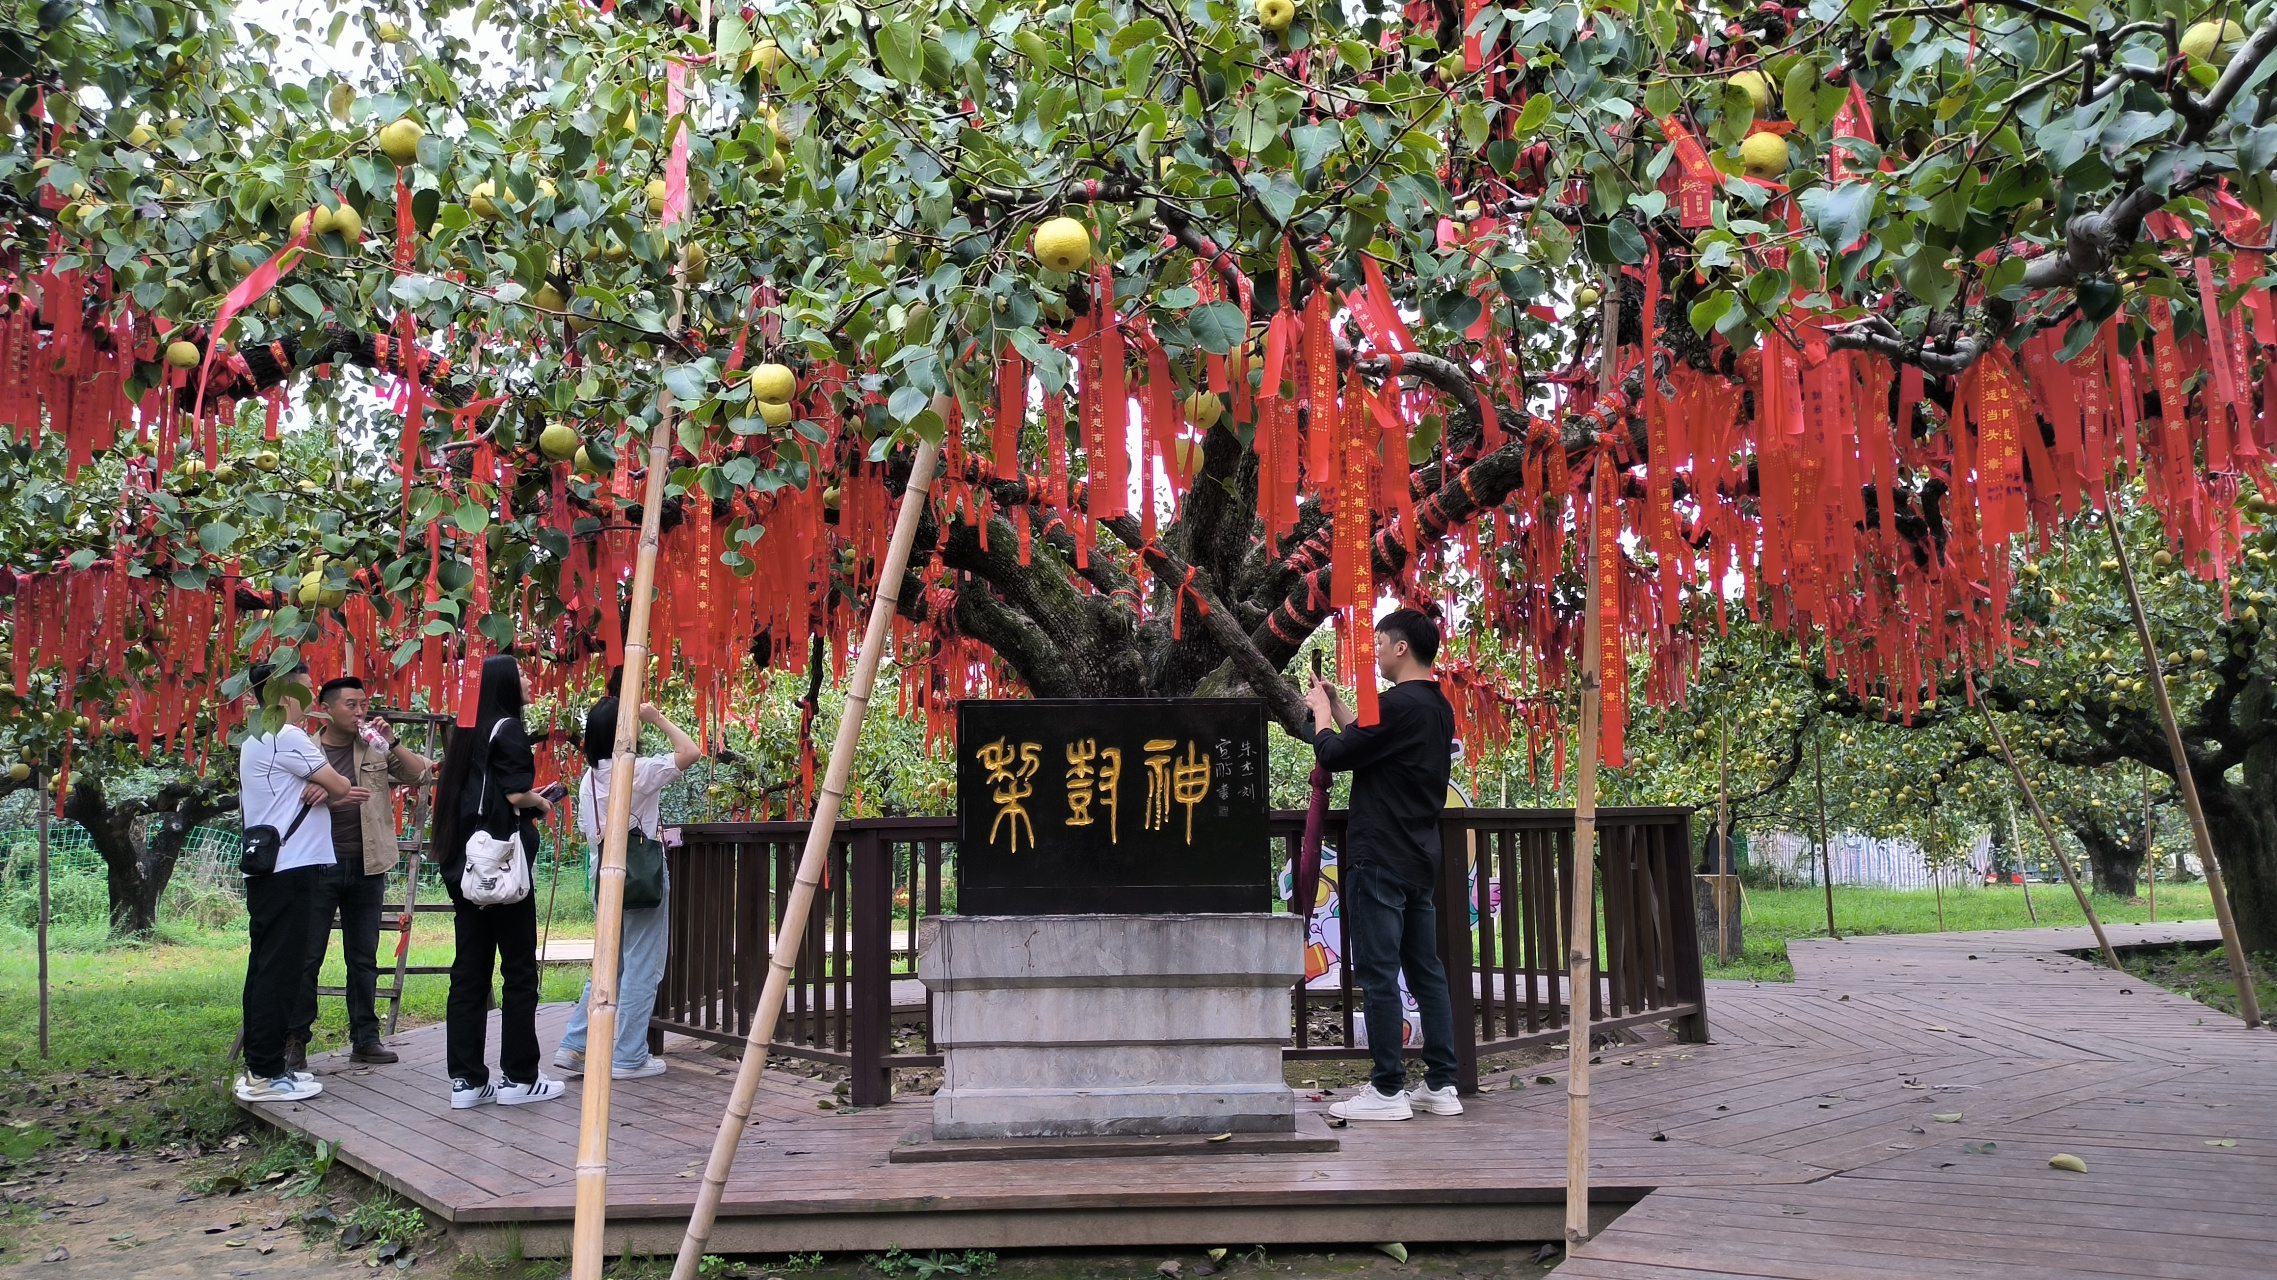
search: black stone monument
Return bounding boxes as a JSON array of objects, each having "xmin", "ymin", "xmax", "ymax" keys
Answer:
[{"xmin": 954, "ymin": 697, "xmax": 1270, "ymax": 914}]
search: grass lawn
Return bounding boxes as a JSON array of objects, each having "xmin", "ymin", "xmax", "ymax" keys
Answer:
[
  {"xmin": 1701, "ymin": 880, "xmax": 2218, "ymax": 982},
  {"xmin": 0, "ymin": 916, "xmax": 594, "ymax": 1149}
]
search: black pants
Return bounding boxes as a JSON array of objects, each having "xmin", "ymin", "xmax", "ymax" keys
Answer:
[
  {"xmin": 445, "ymin": 884, "xmax": 540, "ymax": 1088},
  {"xmin": 1343, "ymin": 861, "xmax": 1460, "ymax": 1095},
  {"xmin": 242, "ymin": 865, "xmax": 324, "ymax": 1080},
  {"xmin": 292, "ymin": 860, "xmax": 388, "ymax": 1048}
]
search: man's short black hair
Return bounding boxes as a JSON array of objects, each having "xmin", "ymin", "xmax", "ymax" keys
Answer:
[
  {"xmin": 1375, "ymin": 607, "xmax": 1440, "ymax": 666},
  {"xmin": 252, "ymin": 657, "xmax": 310, "ymax": 701},
  {"xmin": 318, "ymin": 676, "xmax": 365, "ymax": 703}
]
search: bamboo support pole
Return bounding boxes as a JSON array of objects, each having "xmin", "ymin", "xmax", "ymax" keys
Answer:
[
  {"xmin": 671, "ymin": 435, "xmax": 942, "ymax": 1280},
  {"xmin": 1565, "ymin": 281, "xmax": 1615, "ymax": 1250},
  {"xmin": 568, "ymin": 377, "xmax": 676, "ymax": 1280},
  {"xmin": 570, "ymin": 8, "xmax": 711, "ymax": 1266},
  {"xmin": 2106, "ymin": 511, "xmax": 2261, "ymax": 1026},
  {"xmin": 1814, "ymin": 726, "xmax": 1838, "ymax": 939},
  {"xmin": 1974, "ymin": 689, "xmax": 2120, "ymax": 970},
  {"xmin": 37, "ymin": 777, "xmax": 49, "ymax": 1058}
]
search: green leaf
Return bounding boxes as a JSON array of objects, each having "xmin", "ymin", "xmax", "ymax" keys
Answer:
[
  {"xmin": 1688, "ymin": 290, "xmax": 1735, "ymax": 336},
  {"xmin": 198, "ymin": 521, "xmax": 240, "ymax": 555},
  {"xmin": 887, "ymin": 385, "xmax": 930, "ymax": 422},
  {"xmin": 716, "ymin": 13, "xmax": 752, "ymax": 62},
  {"xmin": 1513, "ymin": 93, "xmax": 1554, "ymax": 138},
  {"xmin": 1188, "ymin": 302, "xmax": 1246, "ymax": 354},
  {"xmin": 877, "ymin": 19, "xmax": 924, "ymax": 85},
  {"xmin": 1644, "ymin": 80, "xmax": 1679, "ymax": 120},
  {"xmin": 662, "ymin": 364, "xmax": 710, "ymax": 402}
]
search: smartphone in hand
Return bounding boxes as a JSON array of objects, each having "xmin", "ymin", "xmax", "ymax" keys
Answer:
[{"xmin": 538, "ymin": 781, "xmax": 570, "ymax": 804}]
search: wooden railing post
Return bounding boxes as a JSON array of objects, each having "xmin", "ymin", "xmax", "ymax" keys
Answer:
[
  {"xmin": 850, "ymin": 827, "xmax": 892, "ymax": 1107},
  {"xmin": 1437, "ymin": 810, "xmax": 1479, "ymax": 1095},
  {"xmin": 1661, "ymin": 814, "xmax": 1711, "ymax": 1044}
]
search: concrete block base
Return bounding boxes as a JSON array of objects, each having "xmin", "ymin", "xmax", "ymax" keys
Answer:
[{"xmin": 919, "ymin": 913, "xmax": 1303, "ymax": 1140}]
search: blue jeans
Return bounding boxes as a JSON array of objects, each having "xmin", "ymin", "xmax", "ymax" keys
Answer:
[
  {"xmin": 559, "ymin": 867, "xmax": 670, "ymax": 1068},
  {"xmin": 1343, "ymin": 861, "xmax": 1459, "ymax": 1095}
]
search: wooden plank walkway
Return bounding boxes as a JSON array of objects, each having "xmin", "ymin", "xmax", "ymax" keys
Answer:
[
  {"xmin": 239, "ymin": 919, "xmax": 2275, "ymax": 1268},
  {"xmin": 1552, "ymin": 920, "xmax": 2277, "ymax": 1279}
]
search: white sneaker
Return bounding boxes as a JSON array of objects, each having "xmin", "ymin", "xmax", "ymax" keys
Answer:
[
  {"xmin": 1328, "ymin": 1085, "xmax": 1413, "ymax": 1121},
  {"xmin": 495, "ymin": 1074, "xmax": 565, "ymax": 1106},
  {"xmin": 450, "ymin": 1078, "xmax": 497, "ymax": 1110},
  {"xmin": 1406, "ymin": 1082, "xmax": 1464, "ymax": 1116},
  {"xmin": 235, "ymin": 1072, "xmax": 322, "ymax": 1104},
  {"xmin": 552, "ymin": 1047, "xmax": 586, "ymax": 1077},
  {"xmin": 611, "ymin": 1056, "xmax": 667, "ymax": 1080}
]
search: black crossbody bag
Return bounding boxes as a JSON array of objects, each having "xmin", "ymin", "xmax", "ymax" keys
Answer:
[{"xmin": 241, "ymin": 801, "xmax": 314, "ymax": 876}]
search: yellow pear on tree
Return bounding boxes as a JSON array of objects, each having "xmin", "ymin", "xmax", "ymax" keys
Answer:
[
  {"xmin": 1256, "ymin": 0, "xmax": 1295, "ymax": 32},
  {"xmin": 758, "ymin": 400, "xmax": 794, "ymax": 427},
  {"xmin": 469, "ymin": 180, "xmax": 504, "ymax": 220},
  {"xmin": 164, "ymin": 340, "xmax": 202, "ymax": 369},
  {"xmin": 1183, "ymin": 390, "xmax": 1225, "ymax": 431},
  {"xmin": 750, "ymin": 362, "xmax": 797, "ymax": 404},
  {"xmin": 538, "ymin": 423, "xmax": 582, "ymax": 461},
  {"xmin": 2182, "ymin": 20, "xmax": 2248, "ymax": 67},
  {"xmin": 378, "ymin": 118, "xmax": 423, "ymax": 166},
  {"xmin": 645, "ymin": 178, "xmax": 668, "ymax": 217},
  {"xmin": 1728, "ymin": 68, "xmax": 1774, "ymax": 113},
  {"xmin": 1031, "ymin": 216, "xmax": 1092, "ymax": 273},
  {"xmin": 1740, "ymin": 132, "xmax": 1788, "ymax": 178}
]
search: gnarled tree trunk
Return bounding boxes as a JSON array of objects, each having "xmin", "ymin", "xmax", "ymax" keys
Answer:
[
  {"xmin": 2063, "ymin": 815, "xmax": 2141, "ymax": 900},
  {"xmin": 2198, "ymin": 754, "xmax": 2277, "ymax": 956},
  {"xmin": 62, "ymin": 772, "xmax": 236, "ymax": 937}
]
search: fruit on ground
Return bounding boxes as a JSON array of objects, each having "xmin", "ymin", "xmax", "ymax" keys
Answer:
[
  {"xmin": 751, "ymin": 362, "xmax": 797, "ymax": 404},
  {"xmin": 1032, "ymin": 216, "xmax": 1092, "ymax": 273},
  {"xmin": 1740, "ymin": 132, "xmax": 1788, "ymax": 178},
  {"xmin": 165, "ymin": 340, "xmax": 202, "ymax": 369},
  {"xmin": 378, "ymin": 118, "xmax": 424, "ymax": 165},
  {"xmin": 1184, "ymin": 390, "xmax": 1225, "ymax": 431},
  {"xmin": 2182, "ymin": 20, "xmax": 2247, "ymax": 67},
  {"xmin": 539, "ymin": 422, "xmax": 581, "ymax": 461},
  {"xmin": 758, "ymin": 400, "xmax": 794, "ymax": 427},
  {"xmin": 1729, "ymin": 69, "xmax": 1773, "ymax": 113},
  {"xmin": 1256, "ymin": 0, "xmax": 1295, "ymax": 30}
]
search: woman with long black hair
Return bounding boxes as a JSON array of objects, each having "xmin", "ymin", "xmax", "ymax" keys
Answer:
[{"xmin": 431, "ymin": 653, "xmax": 564, "ymax": 1108}]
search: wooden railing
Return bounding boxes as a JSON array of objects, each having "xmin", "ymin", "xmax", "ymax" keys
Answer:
[{"xmin": 659, "ymin": 808, "xmax": 1707, "ymax": 1105}]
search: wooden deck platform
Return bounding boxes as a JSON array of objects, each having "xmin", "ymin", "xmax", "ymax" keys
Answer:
[
  {"xmin": 240, "ymin": 920, "xmax": 2276, "ymax": 1270},
  {"xmin": 1552, "ymin": 920, "xmax": 2277, "ymax": 1279}
]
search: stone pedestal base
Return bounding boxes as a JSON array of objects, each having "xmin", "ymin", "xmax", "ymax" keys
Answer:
[{"xmin": 918, "ymin": 914, "xmax": 1302, "ymax": 1140}]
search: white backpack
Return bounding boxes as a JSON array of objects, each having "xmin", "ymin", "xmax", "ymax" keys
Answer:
[{"xmin": 459, "ymin": 720, "xmax": 533, "ymax": 907}]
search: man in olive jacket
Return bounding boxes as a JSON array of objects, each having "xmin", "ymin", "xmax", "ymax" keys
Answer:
[{"xmin": 287, "ymin": 678, "xmax": 433, "ymax": 1069}]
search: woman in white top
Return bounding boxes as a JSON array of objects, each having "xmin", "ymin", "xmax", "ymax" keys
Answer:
[{"xmin": 554, "ymin": 697, "xmax": 700, "ymax": 1079}]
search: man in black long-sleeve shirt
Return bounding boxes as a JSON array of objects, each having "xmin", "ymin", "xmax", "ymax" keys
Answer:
[{"xmin": 1304, "ymin": 608, "xmax": 1461, "ymax": 1121}]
